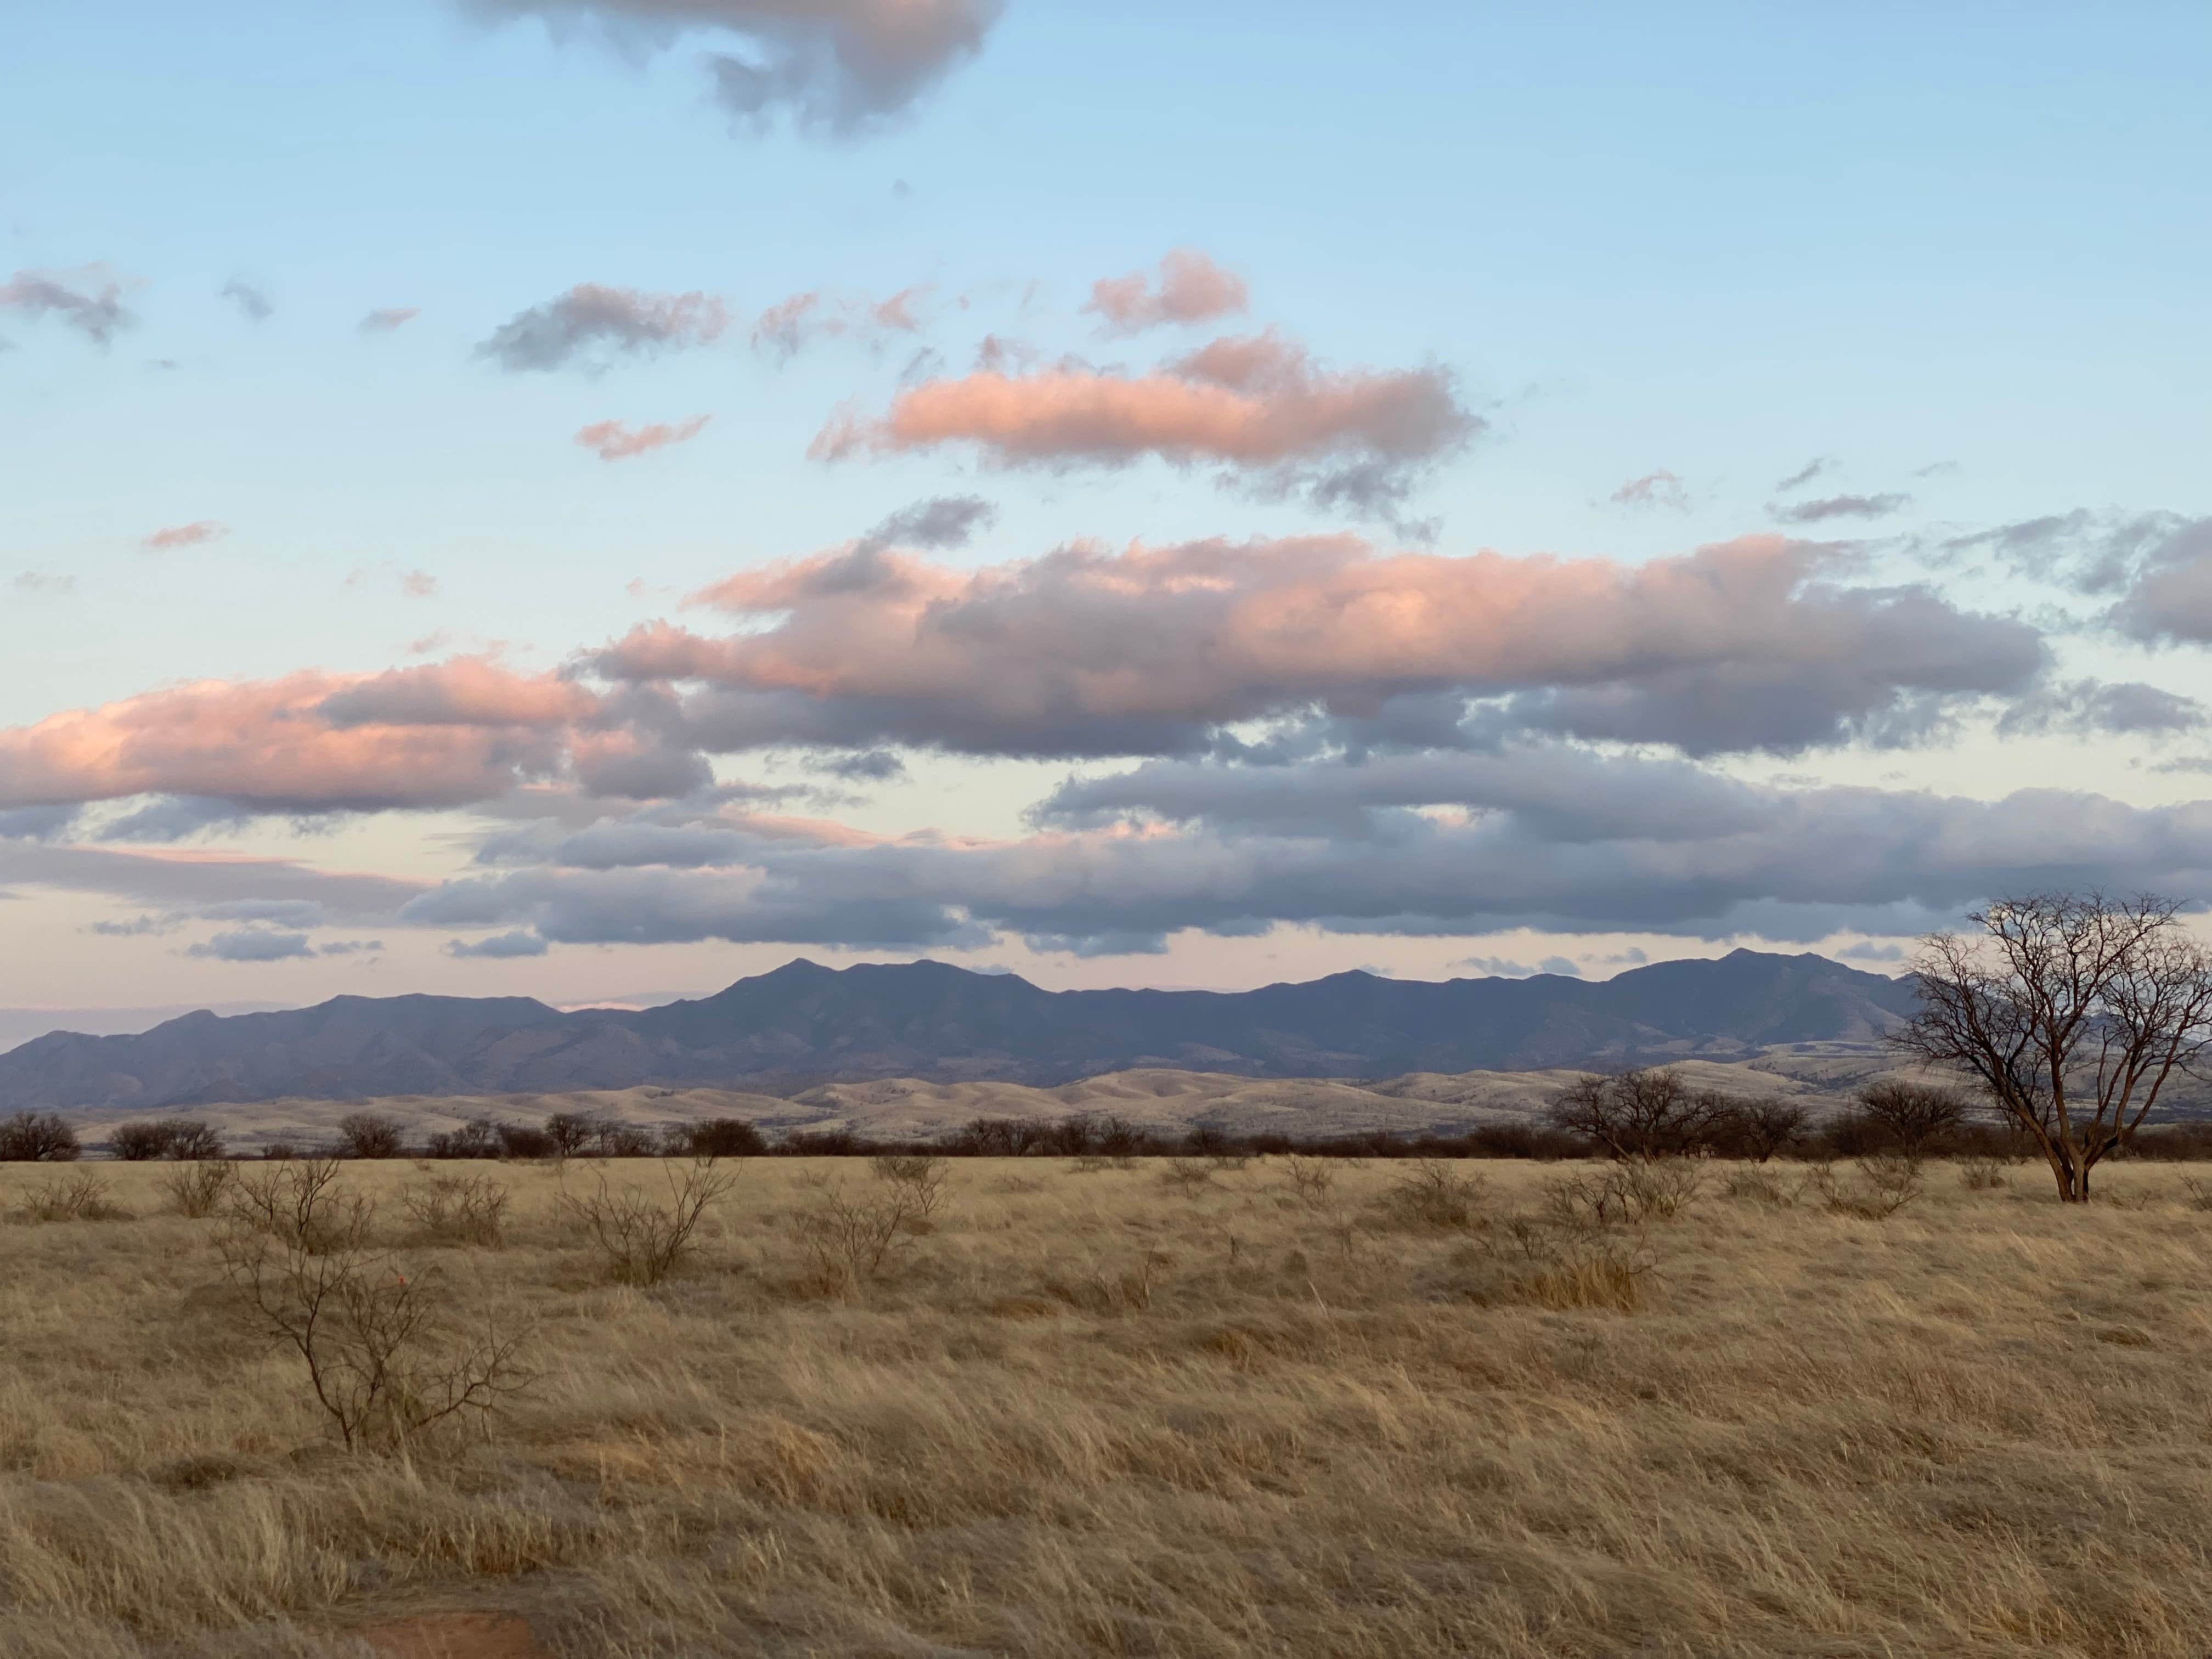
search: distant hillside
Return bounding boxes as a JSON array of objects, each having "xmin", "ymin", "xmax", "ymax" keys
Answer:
[{"xmin": 0, "ymin": 950, "xmax": 1921, "ymax": 1113}]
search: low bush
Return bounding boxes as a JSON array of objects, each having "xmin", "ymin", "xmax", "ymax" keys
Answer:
[
  {"xmin": 12, "ymin": 1169, "xmax": 130, "ymax": 1222},
  {"xmin": 158, "ymin": 1159, "xmax": 237, "ymax": 1218},
  {"xmin": 560, "ymin": 1160, "xmax": 733, "ymax": 1285},
  {"xmin": 1381, "ymin": 1160, "xmax": 1488, "ymax": 1231},
  {"xmin": 402, "ymin": 1172, "xmax": 512, "ymax": 1247}
]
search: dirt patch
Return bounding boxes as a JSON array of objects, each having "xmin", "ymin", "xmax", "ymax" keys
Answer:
[{"xmin": 353, "ymin": 1613, "xmax": 551, "ymax": 1659}]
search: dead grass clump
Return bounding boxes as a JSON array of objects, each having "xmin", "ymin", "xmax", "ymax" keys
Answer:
[
  {"xmin": 2181, "ymin": 1176, "xmax": 2212, "ymax": 1212},
  {"xmin": 10, "ymin": 1169, "xmax": 131, "ymax": 1223},
  {"xmin": 1720, "ymin": 1165, "xmax": 1793, "ymax": 1205},
  {"xmin": 1280, "ymin": 1154, "xmax": 1338, "ymax": 1207},
  {"xmin": 1157, "ymin": 1156, "xmax": 1215, "ymax": 1194},
  {"xmin": 1516, "ymin": 1241, "xmax": 1650, "ymax": 1312},
  {"xmin": 400, "ymin": 1172, "xmax": 512, "ymax": 1248},
  {"xmin": 1380, "ymin": 1159, "xmax": 1489, "ymax": 1231},
  {"xmin": 558, "ymin": 1160, "xmax": 733, "ymax": 1286},
  {"xmin": 156, "ymin": 1160, "xmax": 236, "ymax": 1219},
  {"xmin": 1043, "ymin": 1248, "xmax": 1167, "ymax": 1316}
]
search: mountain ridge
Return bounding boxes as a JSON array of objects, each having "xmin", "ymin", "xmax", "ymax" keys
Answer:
[{"xmin": 0, "ymin": 949, "xmax": 1920, "ymax": 1113}]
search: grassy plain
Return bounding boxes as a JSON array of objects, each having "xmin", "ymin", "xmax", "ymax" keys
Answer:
[{"xmin": 3, "ymin": 1154, "xmax": 2211, "ymax": 1657}]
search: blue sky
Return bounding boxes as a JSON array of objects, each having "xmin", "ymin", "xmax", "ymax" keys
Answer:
[{"xmin": 2, "ymin": 1, "xmax": 2209, "ymax": 1014}]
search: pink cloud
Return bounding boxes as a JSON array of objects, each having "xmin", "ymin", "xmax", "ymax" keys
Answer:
[
  {"xmin": 575, "ymin": 415, "xmax": 713, "ymax": 462},
  {"xmin": 809, "ymin": 330, "xmax": 1476, "ymax": 514},
  {"xmin": 144, "ymin": 521, "xmax": 229, "ymax": 551},
  {"xmin": 750, "ymin": 286, "xmax": 932, "ymax": 362},
  {"xmin": 359, "ymin": 306, "xmax": 421, "ymax": 334},
  {"xmin": 596, "ymin": 532, "xmax": 2044, "ymax": 759},
  {"xmin": 1086, "ymin": 249, "xmax": 1249, "ymax": 333},
  {"xmin": 0, "ymin": 661, "xmax": 607, "ymax": 814}
]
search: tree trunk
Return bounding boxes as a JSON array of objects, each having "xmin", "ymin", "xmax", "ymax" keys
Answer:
[{"xmin": 2042, "ymin": 1141, "xmax": 2089, "ymax": 1202}]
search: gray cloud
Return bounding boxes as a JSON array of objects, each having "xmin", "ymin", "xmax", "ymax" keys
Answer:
[
  {"xmin": 0, "ymin": 267, "xmax": 135, "ymax": 345},
  {"xmin": 1775, "ymin": 456, "xmax": 1832, "ymax": 493},
  {"xmin": 865, "ymin": 494, "xmax": 996, "ymax": 550},
  {"xmin": 187, "ymin": 928, "xmax": 316, "ymax": 963},
  {"xmin": 11, "ymin": 573, "xmax": 74, "ymax": 597},
  {"xmin": 466, "ymin": 0, "xmax": 1003, "ymax": 136},
  {"xmin": 446, "ymin": 929, "xmax": 551, "ymax": 958},
  {"xmin": 359, "ymin": 306, "xmax": 421, "ymax": 334},
  {"xmin": 1997, "ymin": 678, "xmax": 2207, "ymax": 739},
  {"xmin": 1609, "ymin": 470, "xmax": 1689, "ymax": 512},
  {"xmin": 387, "ymin": 750, "xmax": 2212, "ymax": 956},
  {"xmin": 476, "ymin": 284, "xmax": 729, "ymax": 372},
  {"xmin": 221, "ymin": 279, "xmax": 273, "ymax": 323},
  {"xmin": 0, "ymin": 840, "xmax": 420, "ymax": 921},
  {"xmin": 1771, "ymin": 493, "xmax": 1910, "ymax": 524},
  {"xmin": 1946, "ymin": 510, "xmax": 2212, "ymax": 647}
]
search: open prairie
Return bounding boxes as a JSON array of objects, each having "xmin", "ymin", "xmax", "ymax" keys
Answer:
[{"xmin": 4, "ymin": 1153, "xmax": 2212, "ymax": 1658}]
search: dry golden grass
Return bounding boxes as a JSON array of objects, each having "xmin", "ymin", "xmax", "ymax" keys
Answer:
[{"xmin": 3, "ymin": 1154, "xmax": 2211, "ymax": 1656}]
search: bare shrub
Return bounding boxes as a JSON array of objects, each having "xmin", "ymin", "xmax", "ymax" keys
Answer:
[
  {"xmin": 2181, "ymin": 1176, "xmax": 2212, "ymax": 1212},
  {"xmin": 1281, "ymin": 1154, "xmax": 1338, "ymax": 1207},
  {"xmin": 425, "ymin": 1120, "xmax": 501, "ymax": 1160},
  {"xmin": 1802, "ymin": 1154, "xmax": 1925, "ymax": 1219},
  {"xmin": 1958, "ymin": 1155, "xmax": 2010, "ymax": 1192},
  {"xmin": 12, "ymin": 1169, "xmax": 130, "ymax": 1222},
  {"xmin": 1158, "ymin": 1157, "xmax": 1215, "ymax": 1195},
  {"xmin": 1381, "ymin": 1159, "xmax": 1488, "ymax": 1231},
  {"xmin": 795, "ymin": 1182, "xmax": 931, "ymax": 1293},
  {"xmin": 218, "ymin": 1215, "xmax": 533, "ymax": 1451},
  {"xmin": 157, "ymin": 1159, "xmax": 237, "ymax": 1218},
  {"xmin": 225, "ymin": 1158, "xmax": 372, "ymax": 1254},
  {"xmin": 870, "ymin": 1153, "xmax": 949, "ymax": 1226},
  {"xmin": 335, "ymin": 1113, "xmax": 406, "ymax": 1160},
  {"xmin": 402, "ymin": 1173, "xmax": 512, "ymax": 1248},
  {"xmin": 1447, "ymin": 1222, "xmax": 1651, "ymax": 1312},
  {"xmin": 674, "ymin": 1118, "xmax": 768, "ymax": 1159},
  {"xmin": 560, "ymin": 1160, "xmax": 733, "ymax": 1285},
  {"xmin": 0, "ymin": 1110, "xmax": 81, "ymax": 1162},
  {"xmin": 1725, "ymin": 1098, "xmax": 1810, "ymax": 1162},
  {"xmin": 1546, "ymin": 1158, "xmax": 1703, "ymax": 1228}
]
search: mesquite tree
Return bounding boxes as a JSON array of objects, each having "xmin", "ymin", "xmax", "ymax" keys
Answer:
[{"xmin": 1897, "ymin": 893, "xmax": 2212, "ymax": 1201}]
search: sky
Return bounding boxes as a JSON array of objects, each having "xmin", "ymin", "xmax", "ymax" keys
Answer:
[{"xmin": 2, "ymin": 1, "xmax": 2210, "ymax": 1019}]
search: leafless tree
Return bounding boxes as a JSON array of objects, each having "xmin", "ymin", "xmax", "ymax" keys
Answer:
[
  {"xmin": 1896, "ymin": 892, "xmax": 2212, "ymax": 1201},
  {"xmin": 1852, "ymin": 1081, "xmax": 1967, "ymax": 1158},
  {"xmin": 1548, "ymin": 1069, "xmax": 1730, "ymax": 1159},
  {"xmin": 1726, "ymin": 1098, "xmax": 1809, "ymax": 1163}
]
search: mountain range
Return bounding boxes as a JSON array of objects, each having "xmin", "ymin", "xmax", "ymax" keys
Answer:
[{"xmin": 0, "ymin": 950, "xmax": 1920, "ymax": 1114}]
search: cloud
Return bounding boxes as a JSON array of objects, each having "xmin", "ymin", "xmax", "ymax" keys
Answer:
[
  {"xmin": 0, "ymin": 839, "xmax": 420, "ymax": 922},
  {"xmin": 476, "ymin": 284, "xmax": 729, "ymax": 371},
  {"xmin": 390, "ymin": 754, "xmax": 2212, "ymax": 955},
  {"xmin": 187, "ymin": 927, "xmax": 315, "ymax": 963},
  {"xmin": 810, "ymin": 329, "xmax": 1479, "ymax": 518},
  {"xmin": 860, "ymin": 494, "xmax": 994, "ymax": 549},
  {"xmin": 12, "ymin": 573, "xmax": 74, "ymax": 597},
  {"xmin": 1609, "ymin": 470, "xmax": 1688, "ymax": 512},
  {"xmin": 221, "ymin": 279, "xmax": 273, "ymax": 323},
  {"xmin": 1838, "ymin": 939, "xmax": 1904, "ymax": 963},
  {"xmin": 359, "ymin": 306, "xmax": 421, "ymax": 334},
  {"xmin": 0, "ymin": 267, "xmax": 135, "ymax": 345},
  {"xmin": 1997, "ymin": 678, "xmax": 2206, "ymax": 739},
  {"xmin": 2109, "ymin": 516, "xmax": 2212, "ymax": 647},
  {"xmin": 144, "ymin": 521, "xmax": 228, "ymax": 551},
  {"xmin": 465, "ymin": 0, "xmax": 1003, "ymax": 136},
  {"xmin": 575, "ymin": 414, "xmax": 712, "ymax": 461},
  {"xmin": 1771, "ymin": 493, "xmax": 1910, "ymax": 524},
  {"xmin": 445, "ymin": 929, "xmax": 551, "ymax": 958},
  {"xmin": 749, "ymin": 286, "xmax": 929, "ymax": 361},
  {"xmin": 0, "ymin": 661, "xmax": 601, "ymax": 816},
  {"xmin": 1086, "ymin": 250, "xmax": 1249, "ymax": 334},
  {"xmin": 1948, "ymin": 510, "xmax": 2212, "ymax": 647},
  {"xmin": 1775, "ymin": 456, "xmax": 1832, "ymax": 492},
  {"xmin": 346, "ymin": 564, "xmax": 441, "ymax": 598},
  {"xmin": 607, "ymin": 532, "xmax": 2045, "ymax": 760}
]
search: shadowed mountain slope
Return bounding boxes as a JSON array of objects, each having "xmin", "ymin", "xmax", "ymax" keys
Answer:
[{"xmin": 0, "ymin": 950, "xmax": 1919, "ymax": 1111}]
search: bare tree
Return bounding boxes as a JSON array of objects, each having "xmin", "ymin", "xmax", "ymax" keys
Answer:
[
  {"xmin": 1852, "ymin": 1081, "xmax": 1966, "ymax": 1158},
  {"xmin": 1897, "ymin": 892, "xmax": 2212, "ymax": 1201},
  {"xmin": 1548, "ymin": 1069, "xmax": 1730, "ymax": 1159},
  {"xmin": 1726, "ymin": 1098, "xmax": 1809, "ymax": 1163}
]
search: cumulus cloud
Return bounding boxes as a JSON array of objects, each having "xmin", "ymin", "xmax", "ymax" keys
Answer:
[
  {"xmin": 144, "ymin": 521, "xmax": 228, "ymax": 551},
  {"xmin": 749, "ymin": 286, "xmax": 928, "ymax": 361},
  {"xmin": 476, "ymin": 284, "xmax": 729, "ymax": 371},
  {"xmin": 809, "ymin": 329, "xmax": 1479, "ymax": 519},
  {"xmin": 221, "ymin": 279, "xmax": 273, "ymax": 323},
  {"xmin": 1771, "ymin": 493, "xmax": 1910, "ymax": 524},
  {"xmin": 575, "ymin": 414, "xmax": 712, "ymax": 461},
  {"xmin": 0, "ymin": 661, "xmax": 600, "ymax": 816},
  {"xmin": 607, "ymin": 532, "xmax": 2045, "ymax": 760},
  {"xmin": 1086, "ymin": 250, "xmax": 1249, "ymax": 333},
  {"xmin": 359, "ymin": 306, "xmax": 421, "ymax": 334},
  {"xmin": 465, "ymin": 0, "xmax": 1003, "ymax": 136},
  {"xmin": 0, "ymin": 267, "xmax": 135, "ymax": 345},
  {"xmin": 1609, "ymin": 470, "xmax": 1688, "ymax": 512}
]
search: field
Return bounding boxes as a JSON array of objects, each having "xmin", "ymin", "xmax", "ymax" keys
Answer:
[{"xmin": 4, "ymin": 1153, "xmax": 2212, "ymax": 1657}]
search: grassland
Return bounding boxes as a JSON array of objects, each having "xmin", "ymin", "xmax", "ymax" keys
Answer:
[{"xmin": 4, "ymin": 1153, "xmax": 2211, "ymax": 1657}]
